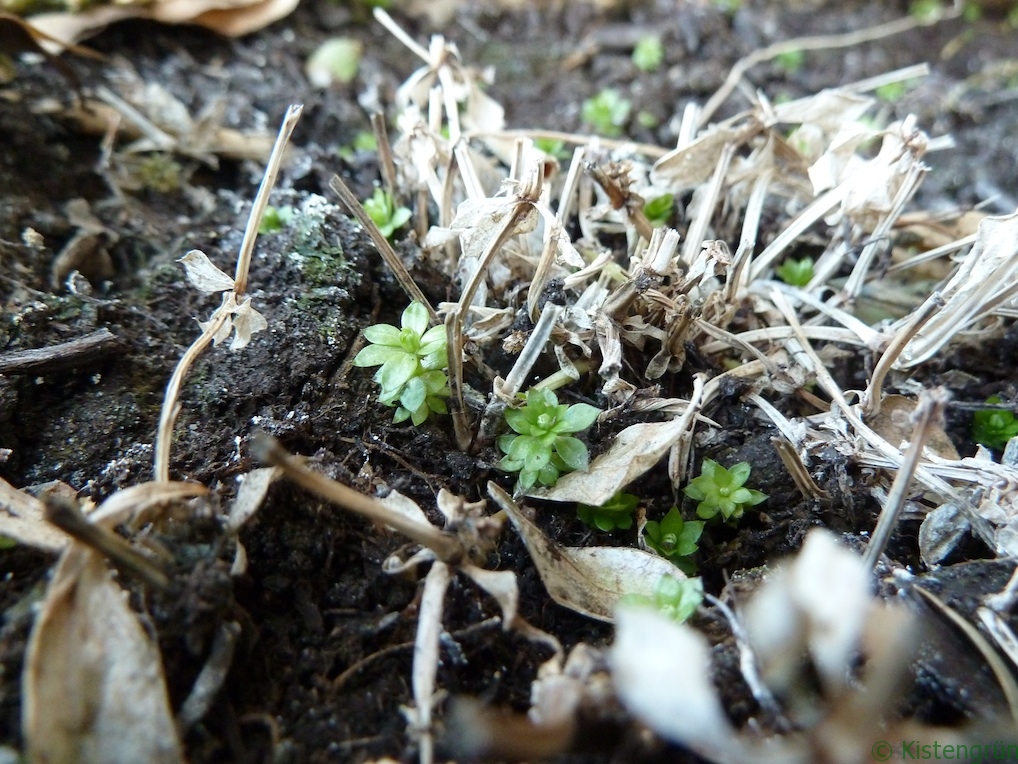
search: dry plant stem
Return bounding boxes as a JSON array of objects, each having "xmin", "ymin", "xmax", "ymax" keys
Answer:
[
  {"xmin": 154, "ymin": 299, "xmax": 229, "ymax": 482},
  {"xmin": 862, "ymin": 389, "xmax": 948, "ymax": 574},
  {"xmin": 478, "ymin": 304, "xmax": 563, "ymax": 446},
  {"xmin": 412, "ymin": 561, "xmax": 451, "ymax": 764},
  {"xmin": 843, "ymin": 161, "xmax": 927, "ymax": 299},
  {"xmin": 681, "ymin": 143, "xmax": 735, "ymax": 264},
  {"xmin": 328, "ymin": 174, "xmax": 437, "ymax": 322},
  {"xmin": 154, "ymin": 105, "xmax": 302, "ymax": 481},
  {"xmin": 371, "ymin": 112, "xmax": 399, "ymax": 201},
  {"xmin": 234, "ymin": 104, "xmax": 303, "ymax": 296},
  {"xmin": 177, "ymin": 621, "xmax": 241, "ymax": 732},
  {"xmin": 258, "ymin": 436, "xmax": 463, "ymax": 563},
  {"xmin": 466, "ymin": 129, "xmax": 668, "ymax": 160},
  {"xmin": 43, "ymin": 493, "xmax": 170, "ymax": 590},
  {"xmin": 0, "ymin": 328, "xmax": 121, "ymax": 375},
  {"xmin": 445, "ymin": 309, "xmax": 473, "ymax": 452},
  {"xmin": 769, "ymin": 436, "xmax": 827, "ymax": 500},
  {"xmin": 862, "ymin": 292, "xmax": 944, "ymax": 418},
  {"xmin": 703, "ymin": 593, "xmax": 787, "ymax": 729},
  {"xmin": 698, "ymin": 6, "xmax": 958, "ymax": 126}
]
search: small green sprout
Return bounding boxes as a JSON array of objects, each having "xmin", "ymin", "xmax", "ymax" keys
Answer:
[
  {"xmin": 776, "ymin": 256, "xmax": 814, "ymax": 286},
  {"xmin": 353, "ymin": 301, "xmax": 449, "ymax": 425},
  {"xmin": 498, "ymin": 388, "xmax": 600, "ymax": 492},
  {"xmin": 363, "ymin": 188, "xmax": 412, "ymax": 239},
  {"xmin": 875, "ymin": 81, "xmax": 907, "ymax": 103},
  {"xmin": 581, "ymin": 88, "xmax": 631, "ymax": 138},
  {"xmin": 632, "ymin": 36, "xmax": 664, "ymax": 72},
  {"xmin": 643, "ymin": 193, "xmax": 675, "ymax": 227},
  {"xmin": 620, "ymin": 574, "xmax": 704, "ymax": 624},
  {"xmin": 636, "ymin": 110, "xmax": 660, "ymax": 129},
  {"xmin": 339, "ymin": 130, "xmax": 378, "ymax": 160},
  {"xmin": 972, "ymin": 396, "xmax": 1018, "ymax": 452},
  {"xmin": 259, "ymin": 205, "xmax": 295, "ymax": 235},
  {"xmin": 774, "ymin": 49, "xmax": 804, "ymax": 73},
  {"xmin": 578, "ymin": 491, "xmax": 638, "ymax": 532},
  {"xmin": 534, "ymin": 137, "xmax": 568, "ymax": 160},
  {"xmin": 684, "ymin": 459, "xmax": 767, "ymax": 522},
  {"xmin": 908, "ymin": 0, "xmax": 940, "ymax": 22},
  {"xmin": 644, "ymin": 506, "xmax": 703, "ymax": 574}
]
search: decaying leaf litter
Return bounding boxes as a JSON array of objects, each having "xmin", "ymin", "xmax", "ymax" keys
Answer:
[{"xmin": 3, "ymin": 0, "xmax": 1018, "ymax": 761}]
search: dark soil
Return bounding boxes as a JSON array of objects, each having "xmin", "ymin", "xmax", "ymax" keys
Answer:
[{"xmin": 2, "ymin": 0, "xmax": 1018, "ymax": 761}]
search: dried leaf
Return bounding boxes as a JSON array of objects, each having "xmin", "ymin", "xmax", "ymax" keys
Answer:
[
  {"xmin": 489, "ymin": 483, "xmax": 681, "ymax": 623},
  {"xmin": 0, "ymin": 477, "xmax": 69, "ymax": 552},
  {"xmin": 534, "ymin": 416, "xmax": 692, "ymax": 505},
  {"xmin": 227, "ymin": 467, "xmax": 281, "ymax": 531},
  {"xmin": 742, "ymin": 530, "xmax": 871, "ymax": 695},
  {"xmin": 179, "ymin": 249, "xmax": 235, "ymax": 293},
  {"xmin": 650, "ymin": 126, "xmax": 742, "ymax": 190},
  {"xmin": 896, "ymin": 210, "xmax": 1018, "ymax": 367},
  {"xmin": 23, "ymin": 545, "xmax": 184, "ymax": 764},
  {"xmin": 26, "ymin": 0, "xmax": 297, "ymax": 48},
  {"xmin": 612, "ymin": 607, "xmax": 746, "ymax": 761}
]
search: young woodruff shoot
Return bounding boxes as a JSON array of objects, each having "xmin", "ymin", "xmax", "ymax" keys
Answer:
[
  {"xmin": 498, "ymin": 388, "xmax": 600, "ymax": 493},
  {"xmin": 353, "ymin": 301, "xmax": 450, "ymax": 425},
  {"xmin": 684, "ymin": 458, "xmax": 767, "ymax": 521}
]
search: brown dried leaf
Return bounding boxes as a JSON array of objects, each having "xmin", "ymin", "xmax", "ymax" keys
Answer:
[
  {"xmin": 534, "ymin": 416, "xmax": 693, "ymax": 505},
  {"xmin": 23, "ymin": 545, "xmax": 183, "ymax": 763},
  {"xmin": 489, "ymin": 483, "xmax": 682, "ymax": 623},
  {"xmin": 0, "ymin": 476, "xmax": 68, "ymax": 552}
]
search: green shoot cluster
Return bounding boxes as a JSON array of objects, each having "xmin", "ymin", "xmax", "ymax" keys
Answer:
[
  {"xmin": 353, "ymin": 302, "xmax": 449, "ymax": 425},
  {"xmin": 684, "ymin": 459, "xmax": 767, "ymax": 521},
  {"xmin": 776, "ymin": 256, "xmax": 814, "ymax": 286},
  {"xmin": 363, "ymin": 188, "xmax": 411, "ymax": 239},
  {"xmin": 498, "ymin": 388, "xmax": 600, "ymax": 492},
  {"xmin": 621, "ymin": 574, "xmax": 703, "ymax": 624},
  {"xmin": 644, "ymin": 193, "xmax": 675, "ymax": 227},
  {"xmin": 578, "ymin": 491, "xmax": 638, "ymax": 532},
  {"xmin": 581, "ymin": 89, "xmax": 631, "ymax": 138},
  {"xmin": 972, "ymin": 396, "xmax": 1018, "ymax": 452},
  {"xmin": 644, "ymin": 506, "xmax": 703, "ymax": 574}
]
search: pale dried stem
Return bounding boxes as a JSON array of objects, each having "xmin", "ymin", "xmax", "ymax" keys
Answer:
[
  {"xmin": 371, "ymin": 111, "xmax": 399, "ymax": 200},
  {"xmin": 700, "ymin": 8, "xmax": 957, "ymax": 126},
  {"xmin": 154, "ymin": 301, "xmax": 229, "ymax": 482},
  {"xmin": 329, "ymin": 174, "xmax": 437, "ymax": 322},
  {"xmin": 681, "ymin": 143, "xmax": 736, "ymax": 264},
  {"xmin": 861, "ymin": 292, "xmax": 944, "ymax": 418},
  {"xmin": 234, "ymin": 104, "xmax": 303, "ymax": 296},
  {"xmin": 445, "ymin": 309, "xmax": 472, "ymax": 452},
  {"xmin": 258, "ymin": 436, "xmax": 464, "ymax": 563},
  {"xmin": 843, "ymin": 161, "xmax": 927, "ymax": 299}
]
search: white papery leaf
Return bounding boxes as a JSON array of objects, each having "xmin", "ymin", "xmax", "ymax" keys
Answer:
[
  {"xmin": 743, "ymin": 529, "xmax": 870, "ymax": 695},
  {"xmin": 23, "ymin": 546, "xmax": 184, "ymax": 764},
  {"xmin": 179, "ymin": 250, "xmax": 235, "ymax": 293},
  {"xmin": 534, "ymin": 416, "xmax": 691, "ymax": 505},
  {"xmin": 490, "ymin": 484, "xmax": 681, "ymax": 623},
  {"xmin": 228, "ymin": 296, "xmax": 268, "ymax": 350}
]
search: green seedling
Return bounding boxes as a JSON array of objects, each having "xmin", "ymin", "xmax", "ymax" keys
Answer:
[
  {"xmin": 578, "ymin": 491, "xmax": 638, "ymax": 532},
  {"xmin": 685, "ymin": 458, "xmax": 767, "ymax": 521},
  {"xmin": 259, "ymin": 205, "xmax": 295, "ymax": 234},
  {"xmin": 972, "ymin": 396, "xmax": 1018, "ymax": 451},
  {"xmin": 620, "ymin": 574, "xmax": 704, "ymax": 624},
  {"xmin": 632, "ymin": 36, "xmax": 664, "ymax": 72},
  {"xmin": 363, "ymin": 188, "xmax": 412, "ymax": 239},
  {"xmin": 776, "ymin": 256, "xmax": 814, "ymax": 286},
  {"xmin": 339, "ymin": 131, "xmax": 378, "ymax": 160},
  {"xmin": 774, "ymin": 49, "xmax": 804, "ymax": 74},
  {"xmin": 534, "ymin": 137, "xmax": 568, "ymax": 160},
  {"xmin": 353, "ymin": 301, "xmax": 449, "ymax": 425},
  {"xmin": 908, "ymin": 0, "xmax": 940, "ymax": 21},
  {"xmin": 643, "ymin": 193, "xmax": 675, "ymax": 227},
  {"xmin": 581, "ymin": 88, "xmax": 631, "ymax": 138},
  {"xmin": 643, "ymin": 506, "xmax": 703, "ymax": 574},
  {"xmin": 498, "ymin": 387, "xmax": 600, "ymax": 492}
]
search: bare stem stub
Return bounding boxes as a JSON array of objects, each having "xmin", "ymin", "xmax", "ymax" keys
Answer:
[{"xmin": 153, "ymin": 105, "xmax": 303, "ymax": 482}]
